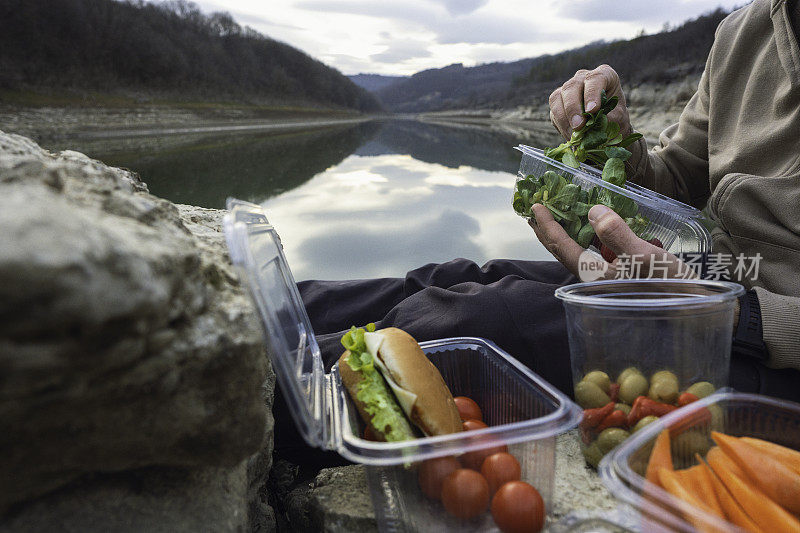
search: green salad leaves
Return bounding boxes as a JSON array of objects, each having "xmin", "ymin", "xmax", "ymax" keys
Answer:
[{"xmin": 512, "ymin": 90, "xmax": 650, "ymax": 247}]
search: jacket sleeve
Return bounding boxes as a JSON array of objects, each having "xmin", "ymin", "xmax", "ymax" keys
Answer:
[
  {"xmin": 754, "ymin": 288, "xmax": 800, "ymax": 370},
  {"xmin": 624, "ymin": 66, "xmax": 712, "ymax": 209}
]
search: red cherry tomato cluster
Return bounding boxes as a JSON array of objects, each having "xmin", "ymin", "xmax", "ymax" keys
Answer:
[{"xmin": 416, "ymin": 395, "xmax": 545, "ymax": 532}]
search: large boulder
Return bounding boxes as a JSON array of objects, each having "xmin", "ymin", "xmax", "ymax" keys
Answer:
[{"xmin": 0, "ymin": 131, "xmax": 275, "ymax": 531}]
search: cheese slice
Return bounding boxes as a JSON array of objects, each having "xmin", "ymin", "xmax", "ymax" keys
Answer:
[{"xmin": 364, "ymin": 332, "xmax": 420, "ymax": 429}]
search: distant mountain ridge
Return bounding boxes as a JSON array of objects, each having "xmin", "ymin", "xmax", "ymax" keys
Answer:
[
  {"xmin": 370, "ymin": 8, "xmax": 730, "ymax": 113},
  {"xmin": 348, "ymin": 74, "xmax": 407, "ymax": 93},
  {"xmin": 0, "ymin": 0, "xmax": 382, "ymax": 112}
]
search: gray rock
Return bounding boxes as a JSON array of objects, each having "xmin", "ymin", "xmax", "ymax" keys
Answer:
[{"xmin": 0, "ymin": 131, "xmax": 275, "ymax": 531}]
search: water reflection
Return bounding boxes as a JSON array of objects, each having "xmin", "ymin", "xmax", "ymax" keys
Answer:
[{"xmin": 61, "ymin": 118, "xmax": 564, "ymax": 280}]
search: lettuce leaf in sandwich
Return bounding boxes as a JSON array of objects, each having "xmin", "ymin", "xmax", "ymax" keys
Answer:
[{"xmin": 341, "ymin": 324, "xmax": 416, "ymax": 442}]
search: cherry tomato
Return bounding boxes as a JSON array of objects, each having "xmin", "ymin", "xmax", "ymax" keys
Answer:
[
  {"xmin": 454, "ymin": 396, "xmax": 483, "ymax": 421},
  {"xmin": 417, "ymin": 456, "xmax": 460, "ymax": 500},
  {"xmin": 491, "ymin": 481, "xmax": 545, "ymax": 533},
  {"xmin": 480, "ymin": 452, "xmax": 521, "ymax": 494},
  {"xmin": 462, "ymin": 418, "xmax": 488, "ymax": 432},
  {"xmin": 441, "ymin": 469, "xmax": 490, "ymax": 520},
  {"xmin": 461, "ymin": 442, "xmax": 509, "ymax": 471}
]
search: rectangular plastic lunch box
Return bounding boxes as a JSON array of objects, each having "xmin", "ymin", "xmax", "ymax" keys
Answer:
[
  {"xmin": 514, "ymin": 145, "xmax": 712, "ymax": 254},
  {"xmin": 554, "ymin": 279, "xmax": 743, "ymax": 468},
  {"xmin": 599, "ymin": 391, "xmax": 800, "ymax": 532},
  {"xmin": 223, "ymin": 198, "xmax": 583, "ymax": 531}
]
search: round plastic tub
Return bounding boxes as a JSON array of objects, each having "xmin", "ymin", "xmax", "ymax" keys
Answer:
[
  {"xmin": 554, "ymin": 279, "xmax": 744, "ymax": 467},
  {"xmin": 599, "ymin": 391, "xmax": 800, "ymax": 532},
  {"xmin": 514, "ymin": 145, "xmax": 711, "ymax": 254}
]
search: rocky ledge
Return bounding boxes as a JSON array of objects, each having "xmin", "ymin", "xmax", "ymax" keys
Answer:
[{"xmin": 0, "ymin": 130, "xmax": 275, "ymax": 532}]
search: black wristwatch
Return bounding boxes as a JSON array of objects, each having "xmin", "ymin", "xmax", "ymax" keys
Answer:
[{"xmin": 731, "ymin": 289, "xmax": 768, "ymax": 360}]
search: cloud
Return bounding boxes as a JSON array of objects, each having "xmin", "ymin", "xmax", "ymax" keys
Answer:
[
  {"xmin": 295, "ymin": 209, "xmax": 485, "ymax": 279},
  {"xmin": 437, "ymin": 0, "xmax": 490, "ymax": 16},
  {"xmin": 555, "ymin": 0, "xmax": 735, "ymax": 25},
  {"xmin": 371, "ymin": 40, "xmax": 433, "ymax": 63}
]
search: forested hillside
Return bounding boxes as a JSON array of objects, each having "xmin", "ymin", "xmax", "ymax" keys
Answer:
[
  {"xmin": 375, "ymin": 8, "xmax": 729, "ymax": 112},
  {"xmin": 0, "ymin": 0, "xmax": 382, "ymax": 112}
]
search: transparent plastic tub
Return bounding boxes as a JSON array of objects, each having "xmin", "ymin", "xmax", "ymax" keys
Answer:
[
  {"xmin": 514, "ymin": 145, "xmax": 711, "ymax": 254},
  {"xmin": 599, "ymin": 391, "xmax": 800, "ymax": 532},
  {"xmin": 554, "ymin": 279, "xmax": 744, "ymax": 467},
  {"xmin": 223, "ymin": 198, "xmax": 582, "ymax": 531}
]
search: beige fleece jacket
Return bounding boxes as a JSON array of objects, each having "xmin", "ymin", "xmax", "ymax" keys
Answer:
[{"xmin": 627, "ymin": 0, "xmax": 800, "ymax": 369}]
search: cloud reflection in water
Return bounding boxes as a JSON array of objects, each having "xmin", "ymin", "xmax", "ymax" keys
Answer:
[{"xmin": 262, "ymin": 153, "xmax": 552, "ymax": 281}]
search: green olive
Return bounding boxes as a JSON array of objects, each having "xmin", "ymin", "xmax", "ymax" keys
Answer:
[
  {"xmin": 619, "ymin": 373, "xmax": 649, "ymax": 404},
  {"xmin": 582, "ymin": 442, "xmax": 604, "ymax": 468},
  {"xmin": 614, "ymin": 403, "xmax": 631, "ymax": 415},
  {"xmin": 673, "ymin": 431, "xmax": 711, "ymax": 459},
  {"xmin": 597, "ymin": 428, "xmax": 630, "ymax": 453},
  {"xmin": 616, "ymin": 367, "xmax": 643, "ymax": 385},
  {"xmin": 583, "ymin": 370, "xmax": 611, "ymax": 394},
  {"xmin": 707, "ymin": 404, "xmax": 725, "ymax": 431},
  {"xmin": 686, "ymin": 381, "xmax": 715, "ymax": 399},
  {"xmin": 632, "ymin": 415, "xmax": 659, "ymax": 433},
  {"xmin": 575, "ymin": 380, "xmax": 611, "ymax": 409},
  {"xmin": 648, "ymin": 379, "xmax": 679, "ymax": 404},
  {"xmin": 650, "ymin": 370, "xmax": 679, "ymax": 386}
]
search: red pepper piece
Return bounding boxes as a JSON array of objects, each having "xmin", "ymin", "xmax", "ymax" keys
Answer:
[
  {"xmin": 580, "ymin": 402, "xmax": 615, "ymax": 431},
  {"xmin": 609, "ymin": 383, "xmax": 620, "ymax": 403},
  {"xmin": 596, "ymin": 410, "xmax": 627, "ymax": 432},
  {"xmin": 677, "ymin": 392, "xmax": 700, "ymax": 407},
  {"xmin": 627, "ymin": 397, "xmax": 678, "ymax": 426}
]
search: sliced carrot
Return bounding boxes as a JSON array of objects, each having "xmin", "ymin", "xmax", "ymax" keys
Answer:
[
  {"xmin": 707, "ymin": 449, "xmax": 800, "ymax": 533},
  {"xmin": 699, "ymin": 456, "xmax": 763, "ymax": 532},
  {"xmin": 690, "ymin": 454, "xmax": 725, "ymax": 519},
  {"xmin": 712, "ymin": 432, "xmax": 800, "ymax": 515},
  {"xmin": 740, "ymin": 437, "xmax": 800, "ymax": 476},
  {"xmin": 646, "ymin": 429, "xmax": 674, "ymax": 488},
  {"xmin": 658, "ymin": 468, "xmax": 721, "ymax": 533},
  {"xmin": 707, "ymin": 446, "xmax": 749, "ymax": 481}
]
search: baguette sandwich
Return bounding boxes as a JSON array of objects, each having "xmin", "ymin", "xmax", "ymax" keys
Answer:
[{"xmin": 338, "ymin": 324, "xmax": 462, "ymax": 442}]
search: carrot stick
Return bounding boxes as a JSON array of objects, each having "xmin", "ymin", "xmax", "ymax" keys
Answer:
[
  {"xmin": 712, "ymin": 432, "xmax": 800, "ymax": 515},
  {"xmin": 707, "ymin": 446, "xmax": 749, "ymax": 481},
  {"xmin": 707, "ymin": 449, "xmax": 800, "ymax": 533},
  {"xmin": 740, "ymin": 437, "xmax": 800, "ymax": 476},
  {"xmin": 690, "ymin": 455, "xmax": 726, "ymax": 519},
  {"xmin": 699, "ymin": 456, "xmax": 763, "ymax": 532},
  {"xmin": 646, "ymin": 429, "xmax": 674, "ymax": 487},
  {"xmin": 658, "ymin": 468, "xmax": 721, "ymax": 533}
]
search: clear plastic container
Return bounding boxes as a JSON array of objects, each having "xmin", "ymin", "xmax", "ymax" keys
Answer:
[
  {"xmin": 548, "ymin": 511, "xmax": 637, "ymax": 533},
  {"xmin": 223, "ymin": 198, "xmax": 583, "ymax": 531},
  {"xmin": 554, "ymin": 279, "xmax": 744, "ymax": 467},
  {"xmin": 599, "ymin": 391, "xmax": 800, "ymax": 532},
  {"xmin": 514, "ymin": 145, "xmax": 711, "ymax": 254}
]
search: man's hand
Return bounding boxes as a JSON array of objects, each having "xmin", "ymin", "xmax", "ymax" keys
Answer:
[
  {"xmin": 549, "ymin": 64, "xmax": 632, "ymax": 140},
  {"xmin": 529, "ymin": 203, "xmax": 693, "ymax": 280}
]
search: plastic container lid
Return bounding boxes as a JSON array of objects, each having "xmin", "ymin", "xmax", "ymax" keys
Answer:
[{"xmin": 223, "ymin": 198, "xmax": 583, "ymax": 465}]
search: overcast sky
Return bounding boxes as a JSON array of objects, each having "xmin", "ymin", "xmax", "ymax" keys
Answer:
[{"xmin": 193, "ymin": 0, "xmax": 746, "ymax": 76}]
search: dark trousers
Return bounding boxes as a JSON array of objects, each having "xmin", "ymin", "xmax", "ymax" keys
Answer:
[{"xmin": 274, "ymin": 258, "xmax": 800, "ymax": 463}]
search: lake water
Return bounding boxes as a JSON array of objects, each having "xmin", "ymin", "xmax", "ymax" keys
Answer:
[{"xmin": 58, "ymin": 119, "xmax": 563, "ymax": 281}]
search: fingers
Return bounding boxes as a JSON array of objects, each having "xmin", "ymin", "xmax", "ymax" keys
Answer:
[
  {"xmin": 582, "ymin": 67, "xmax": 612, "ymax": 114},
  {"xmin": 548, "ymin": 88, "xmax": 569, "ymax": 139},
  {"xmin": 561, "ymin": 70, "xmax": 588, "ymax": 131},
  {"xmin": 588, "ymin": 205, "xmax": 653, "ymax": 257},
  {"xmin": 549, "ymin": 69, "xmax": 588, "ymax": 138},
  {"xmin": 529, "ymin": 204, "xmax": 585, "ymax": 275}
]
